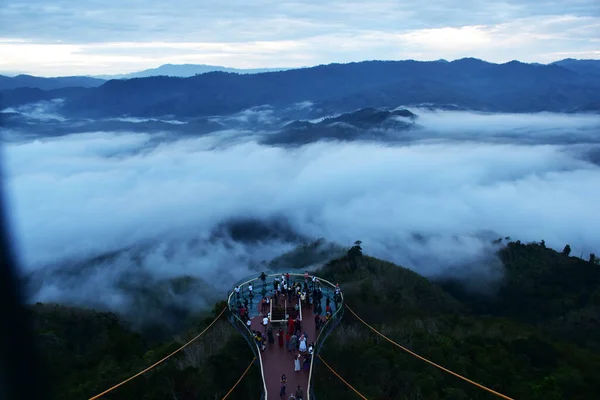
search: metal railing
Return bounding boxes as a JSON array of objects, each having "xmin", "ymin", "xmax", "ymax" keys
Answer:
[{"xmin": 226, "ymin": 272, "xmax": 344, "ymax": 400}]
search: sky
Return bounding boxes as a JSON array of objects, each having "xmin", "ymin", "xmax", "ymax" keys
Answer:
[
  {"xmin": 3, "ymin": 103, "xmax": 600, "ymax": 311},
  {"xmin": 0, "ymin": 0, "xmax": 599, "ymax": 76}
]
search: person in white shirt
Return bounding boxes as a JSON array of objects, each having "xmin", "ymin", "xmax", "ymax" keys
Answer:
[
  {"xmin": 234, "ymin": 286, "xmax": 240, "ymax": 299},
  {"xmin": 248, "ymin": 283, "xmax": 253, "ymax": 296},
  {"xmin": 262, "ymin": 315, "xmax": 269, "ymax": 332}
]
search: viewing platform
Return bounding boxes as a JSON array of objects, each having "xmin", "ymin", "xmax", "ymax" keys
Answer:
[{"xmin": 227, "ymin": 272, "xmax": 344, "ymax": 399}]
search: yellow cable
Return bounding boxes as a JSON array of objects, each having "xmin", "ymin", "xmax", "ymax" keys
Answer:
[
  {"xmin": 221, "ymin": 357, "xmax": 256, "ymax": 400},
  {"xmin": 89, "ymin": 307, "xmax": 227, "ymax": 400},
  {"xmin": 345, "ymin": 304, "xmax": 514, "ymax": 400},
  {"xmin": 318, "ymin": 355, "xmax": 369, "ymax": 400}
]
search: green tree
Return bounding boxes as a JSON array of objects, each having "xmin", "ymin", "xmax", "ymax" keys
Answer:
[{"xmin": 348, "ymin": 240, "xmax": 363, "ymax": 259}]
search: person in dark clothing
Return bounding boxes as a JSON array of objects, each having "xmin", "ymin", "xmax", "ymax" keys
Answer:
[
  {"xmin": 268, "ymin": 327, "xmax": 275, "ymax": 344},
  {"xmin": 261, "ymin": 297, "xmax": 267, "ymax": 312},
  {"xmin": 295, "ymin": 386, "xmax": 303, "ymax": 400},
  {"xmin": 280, "ymin": 374, "xmax": 287, "ymax": 397}
]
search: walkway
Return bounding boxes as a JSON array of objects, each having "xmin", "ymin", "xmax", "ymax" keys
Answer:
[
  {"xmin": 229, "ymin": 274, "xmax": 342, "ymax": 399},
  {"xmin": 250, "ymin": 296, "xmax": 318, "ymax": 398}
]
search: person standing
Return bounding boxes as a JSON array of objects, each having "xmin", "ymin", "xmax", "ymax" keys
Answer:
[
  {"xmin": 268, "ymin": 327, "xmax": 275, "ymax": 345},
  {"xmin": 261, "ymin": 297, "xmax": 267, "ymax": 313},
  {"xmin": 289, "ymin": 334, "xmax": 298, "ymax": 352},
  {"xmin": 299, "ymin": 334, "xmax": 307, "ymax": 353},
  {"xmin": 294, "ymin": 353, "xmax": 301, "ymax": 372},
  {"xmin": 295, "ymin": 385, "xmax": 304, "ymax": 400},
  {"xmin": 280, "ymin": 374, "xmax": 287, "ymax": 398}
]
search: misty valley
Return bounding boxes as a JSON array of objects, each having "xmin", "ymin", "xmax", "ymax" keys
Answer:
[{"xmin": 1, "ymin": 58, "xmax": 600, "ymax": 400}]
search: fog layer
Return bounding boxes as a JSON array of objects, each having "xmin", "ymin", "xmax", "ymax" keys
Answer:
[{"xmin": 2, "ymin": 109, "xmax": 600, "ymax": 313}]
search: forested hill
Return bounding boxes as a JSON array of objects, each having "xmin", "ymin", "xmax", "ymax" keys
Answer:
[
  {"xmin": 0, "ymin": 74, "xmax": 105, "ymax": 90},
  {"xmin": 2, "ymin": 58, "xmax": 599, "ymax": 118},
  {"xmin": 28, "ymin": 240, "xmax": 600, "ymax": 399}
]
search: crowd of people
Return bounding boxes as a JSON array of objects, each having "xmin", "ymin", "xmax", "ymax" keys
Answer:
[{"xmin": 231, "ymin": 272, "xmax": 344, "ymax": 400}]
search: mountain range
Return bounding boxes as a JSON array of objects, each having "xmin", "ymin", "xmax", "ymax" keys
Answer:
[
  {"xmin": 1, "ymin": 58, "xmax": 599, "ymax": 118},
  {"xmin": 0, "ymin": 74, "xmax": 106, "ymax": 91},
  {"xmin": 92, "ymin": 63, "xmax": 290, "ymax": 79}
]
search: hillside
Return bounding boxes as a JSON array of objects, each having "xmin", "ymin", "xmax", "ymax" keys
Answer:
[
  {"xmin": 551, "ymin": 59, "xmax": 600, "ymax": 78},
  {"xmin": 24, "ymin": 240, "xmax": 600, "ymax": 399},
  {"xmin": 0, "ymin": 74, "xmax": 105, "ymax": 91},
  {"xmin": 2, "ymin": 59, "xmax": 599, "ymax": 117},
  {"xmin": 266, "ymin": 107, "xmax": 418, "ymax": 145}
]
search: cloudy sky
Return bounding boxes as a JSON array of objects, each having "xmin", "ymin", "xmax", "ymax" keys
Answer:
[{"xmin": 1, "ymin": 0, "xmax": 599, "ymax": 76}]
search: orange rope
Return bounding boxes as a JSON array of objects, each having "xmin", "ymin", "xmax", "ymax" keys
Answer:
[
  {"xmin": 318, "ymin": 355, "xmax": 369, "ymax": 400},
  {"xmin": 221, "ymin": 357, "xmax": 256, "ymax": 400},
  {"xmin": 89, "ymin": 307, "xmax": 227, "ymax": 400},
  {"xmin": 345, "ymin": 304, "xmax": 514, "ymax": 400}
]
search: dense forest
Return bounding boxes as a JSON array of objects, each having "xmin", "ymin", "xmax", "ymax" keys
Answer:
[{"xmin": 27, "ymin": 239, "xmax": 600, "ymax": 399}]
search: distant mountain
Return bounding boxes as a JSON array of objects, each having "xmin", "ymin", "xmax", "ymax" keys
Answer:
[
  {"xmin": 0, "ymin": 74, "xmax": 105, "ymax": 91},
  {"xmin": 551, "ymin": 58, "xmax": 600, "ymax": 77},
  {"xmin": 94, "ymin": 64, "xmax": 290, "ymax": 79},
  {"xmin": 267, "ymin": 107, "xmax": 418, "ymax": 145},
  {"xmin": 2, "ymin": 58, "xmax": 599, "ymax": 117}
]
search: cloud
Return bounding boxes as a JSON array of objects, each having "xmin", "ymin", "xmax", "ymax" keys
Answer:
[
  {"xmin": 3, "ymin": 109, "xmax": 600, "ymax": 318},
  {"xmin": 0, "ymin": 0, "xmax": 599, "ymax": 75}
]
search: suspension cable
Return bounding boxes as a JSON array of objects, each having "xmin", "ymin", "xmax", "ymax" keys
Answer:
[
  {"xmin": 89, "ymin": 307, "xmax": 227, "ymax": 400},
  {"xmin": 345, "ymin": 304, "xmax": 514, "ymax": 400},
  {"xmin": 318, "ymin": 355, "xmax": 369, "ymax": 400},
  {"xmin": 221, "ymin": 357, "xmax": 256, "ymax": 400}
]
